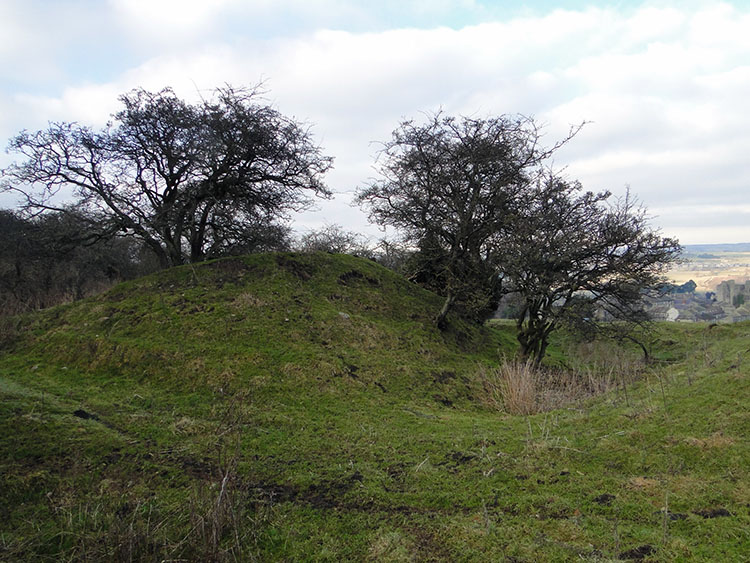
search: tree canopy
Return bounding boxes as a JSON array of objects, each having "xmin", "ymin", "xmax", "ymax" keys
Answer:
[
  {"xmin": 296, "ymin": 223, "xmax": 372, "ymax": 256},
  {"xmin": 357, "ymin": 111, "xmax": 680, "ymax": 361},
  {"xmin": 499, "ymin": 177, "xmax": 681, "ymax": 363},
  {"xmin": 2, "ymin": 86, "xmax": 332, "ymax": 267},
  {"xmin": 356, "ymin": 112, "xmax": 581, "ymax": 328},
  {"xmin": 0, "ymin": 209, "xmax": 152, "ymax": 315},
  {"xmin": 3, "ymin": 96, "xmax": 682, "ymax": 358}
]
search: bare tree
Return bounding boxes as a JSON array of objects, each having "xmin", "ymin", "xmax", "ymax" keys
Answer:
[
  {"xmin": 501, "ymin": 176, "xmax": 681, "ymax": 364},
  {"xmin": 2, "ymin": 86, "xmax": 333, "ymax": 267},
  {"xmin": 356, "ymin": 112, "xmax": 581, "ymax": 328},
  {"xmin": 296, "ymin": 224, "xmax": 372, "ymax": 256}
]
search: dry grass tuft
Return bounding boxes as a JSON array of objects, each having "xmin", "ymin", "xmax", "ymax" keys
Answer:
[
  {"xmin": 481, "ymin": 360, "xmax": 541, "ymax": 415},
  {"xmin": 627, "ymin": 476, "xmax": 660, "ymax": 492},
  {"xmin": 683, "ymin": 432, "xmax": 735, "ymax": 449},
  {"xmin": 231, "ymin": 292, "xmax": 267, "ymax": 309},
  {"xmin": 481, "ymin": 356, "xmax": 641, "ymax": 415}
]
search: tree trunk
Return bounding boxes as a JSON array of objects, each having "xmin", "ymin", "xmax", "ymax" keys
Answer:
[
  {"xmin": 142, "ymin": 237, "xmax": 170, "ymax": 269},
  {"xmin": 517, "ymin": 321, "xmax": 548, "ymax": 366},
  {"xmin": 623, "ymin": 334, "xmax": 650, "ymax": 363},
  {"xmin": 535, "ymin": 337, "xmax": 549, "ymax": 368},
  {"xmin": 436, "ymin": 292, "xmax": 455, "ymax": 331},
  {"xmin": 190, "ymin": 202, "xmax": 214, "ymax": 263},
  {"xmin": 162, "ymin": 229, "xmax": 184, "ymax": 266}
]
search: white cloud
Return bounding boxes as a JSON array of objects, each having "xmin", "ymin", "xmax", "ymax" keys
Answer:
[
  {"xmin": 111, "ymin": 0, "xmax": 232, "ymax": 28},
  {"xmin": 2, "ymin": 1, "xmax": 750, "ymax": 245},
  {"xmin": 109, "ymin": 0, "xmax": 234, "ymax": 43}
]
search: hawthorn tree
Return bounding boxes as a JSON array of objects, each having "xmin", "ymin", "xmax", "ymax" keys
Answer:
[
  {"xmin": 501, "ymin": 176, "xmax": 681, "ymax": 364},
  {"xmin": 2, "ymin": 86, "xmax": 332, "ymax": 267},
  {"xmin": 356, "ymin": 112, "xmax": 581, "ymax": 329}
]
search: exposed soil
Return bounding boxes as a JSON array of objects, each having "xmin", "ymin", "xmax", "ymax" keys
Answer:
[
  {"xmin": 275, "ymin": 255, "xmax": 316, "ymax": 280},
  {"xmin": 338, "ymin": 270, "xmax": 380, "ymax": 287},
  {"xmin": 432, "ymin": 370, "xmax": 457, "ymax": 384},
  {"xmin": 695, "ymin": 507, "xmax": 732, "ymax": 518},
  {"xmin": 179, "ymin": 456, "xmax": 215, "ymax": 480},
  {"xmin": 73, "ymin": 409, "xmax": 99, "ymax": 420},
  {"xmin": 250, "ymin": 471, "xmax": 364, "ymax": 510},
  {"xmin": 619, "ymin": 544, "xmax": 655, "ymax": 560},
  {"xmin": 436, "ymin": 450, "xmax": 477, "ymax": 472},
  {"xmin": 655, "ymin": 510, "xmax": 688, "ymax": 521},
  {"xmin": 593, "ymin": 493, "xmax": 615, "ymax": 506},
  {"xmin": 249, "ymin": 472, "xmax": 472, "ymax": 519}
]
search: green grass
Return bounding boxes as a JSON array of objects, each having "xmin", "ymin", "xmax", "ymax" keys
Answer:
[{"xmin": 1, "ymin": 252, "xmax": 748, "ymax": 561}]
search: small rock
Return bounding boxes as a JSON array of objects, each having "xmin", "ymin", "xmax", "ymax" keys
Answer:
[{"xmin": 338, "ymin": 312, "xmax": 350, "ymax": 320}]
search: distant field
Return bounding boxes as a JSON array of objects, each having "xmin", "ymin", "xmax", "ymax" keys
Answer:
[{"xmin": 668, "ymin": 251, "xmax": 750, "ymax": 292}]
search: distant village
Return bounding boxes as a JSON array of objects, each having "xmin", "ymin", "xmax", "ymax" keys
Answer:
[
  {"xmin": 648, "ymin": 279, "xmax": 750, "ymax": 323},
  {"xmin": 493, "ymin": 244, "xmax": 750, "ymax": 323}
]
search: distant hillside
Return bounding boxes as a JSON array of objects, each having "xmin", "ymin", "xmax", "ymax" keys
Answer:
[{"xmin": 683, "ymin": 242, "xmax": 750, "ymax": 254}]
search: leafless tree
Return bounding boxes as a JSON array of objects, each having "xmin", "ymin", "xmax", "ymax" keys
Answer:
[
  {"xmin": 357, "ymin": 112, "xmax": 582, "ymax": 328},
  {"xmin": 501, "ymin": 177, "xmax": 681, "ymax": 364},
  {"xmin": 2, "ymin": 86, "xmax": 333, "ymax": 267},
  {"xmin": 296, "ymin": 224, "xmax": 372, "ymax": 256}
]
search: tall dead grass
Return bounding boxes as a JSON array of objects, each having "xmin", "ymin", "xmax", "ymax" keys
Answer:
[
  {"xmin": 51, "ymin": 394, "xmax": 265, "ymax": 562},
  {"xmin": 481, "ymin": 360, "xmax": 541, "ymax": 415},
  {"xmin": 481, "ymin": 354, "xmax": 645, "ymax": 415}
]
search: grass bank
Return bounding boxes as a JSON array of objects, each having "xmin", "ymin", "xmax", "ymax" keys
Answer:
[{"xmin": 1, "ymin": 253, "xmax": 747, "ymax": 561}]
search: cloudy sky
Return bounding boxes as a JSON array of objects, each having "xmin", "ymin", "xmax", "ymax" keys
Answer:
[{"xmin": 1, "ymin": 0, "xmax": 749, "ymax": 245}]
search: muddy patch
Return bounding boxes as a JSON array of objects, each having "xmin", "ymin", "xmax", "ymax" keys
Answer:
[
  {"xmin": 432, "ymin": 370, "xmax": 458, "ymax": 384},
  {"xmin": 654, "ymin": 510, "xmax": 687, "ymax": 521},
  {"xmin": 593, "ymin": 493, "xmax": 615, "ymax": 506},
  {"xmin": 408, "ymin": 526, "xmax": 455, "ymax": 561},
  {"xmin": 180, "ymin": 456, "xmax": 215, "ymax": 480},
  {"xmin": 276, "ymin": 255, "xmax": 316, "ymax": 280},
  {"xmin": 251, "ymin": 471, "xmax": 364, "ymax": 510},
  {"xmin": 338, "ymin": 270, "xmax": 379, "ymax": 287},
  {"xmin": 383, "ymin": 463, "xmax": 407, "ymax": 493},
  {"xmin": 694, "ymin": 507, "xmax": 732, "ymax": 518},
  {"xmin": 436, "ymin": 451, "xmax": 477, "ymax": 473},
  {"xmin": 619, "ymin": 544, "xmax": 656, "ymax": 560},
  {"xmin": 73, "ymin": 409, "xmax": 99, "ymax": 421}
]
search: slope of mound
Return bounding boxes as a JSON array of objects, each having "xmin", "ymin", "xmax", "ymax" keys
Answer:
[
  {"xmin": 3, "ymin": 252, "xmax": 511, "ymax": 404},
  {"xmin": 1, "ymin": 254, "xmax": 747, "ymax": 561}
]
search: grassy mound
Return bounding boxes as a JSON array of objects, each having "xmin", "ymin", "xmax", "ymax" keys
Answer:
[
  {"xmin": 2, "ymin": 252, "xmax": 509, "ymax": 399},
  {"xmin": 1, "ymin": 253, "xmax": 748, "ymax": 561}
]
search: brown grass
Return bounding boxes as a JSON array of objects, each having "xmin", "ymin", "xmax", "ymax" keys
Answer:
[
  {"xmin": 627, "ymin": 476, "xmax": 660, "ymax": 492},
  {"xmin": 481, "ymin": 360, "xmax": 541, "ymax": 415},
  {"xmin": 683, "ymin": 432, "xmax": 736, "ymax": 449},
  {"xmin": 481, "ymin": 357, "xmax": 641, "ymax": 415}
]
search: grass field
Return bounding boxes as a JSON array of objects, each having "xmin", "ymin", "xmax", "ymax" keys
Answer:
[
  {"xmin": 668, "ymin": 251, "xmax": 750, "ymax": 292},
  {"xmin": 1, "ymin": 253, "xmax": 748, "ymax": 561}
]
